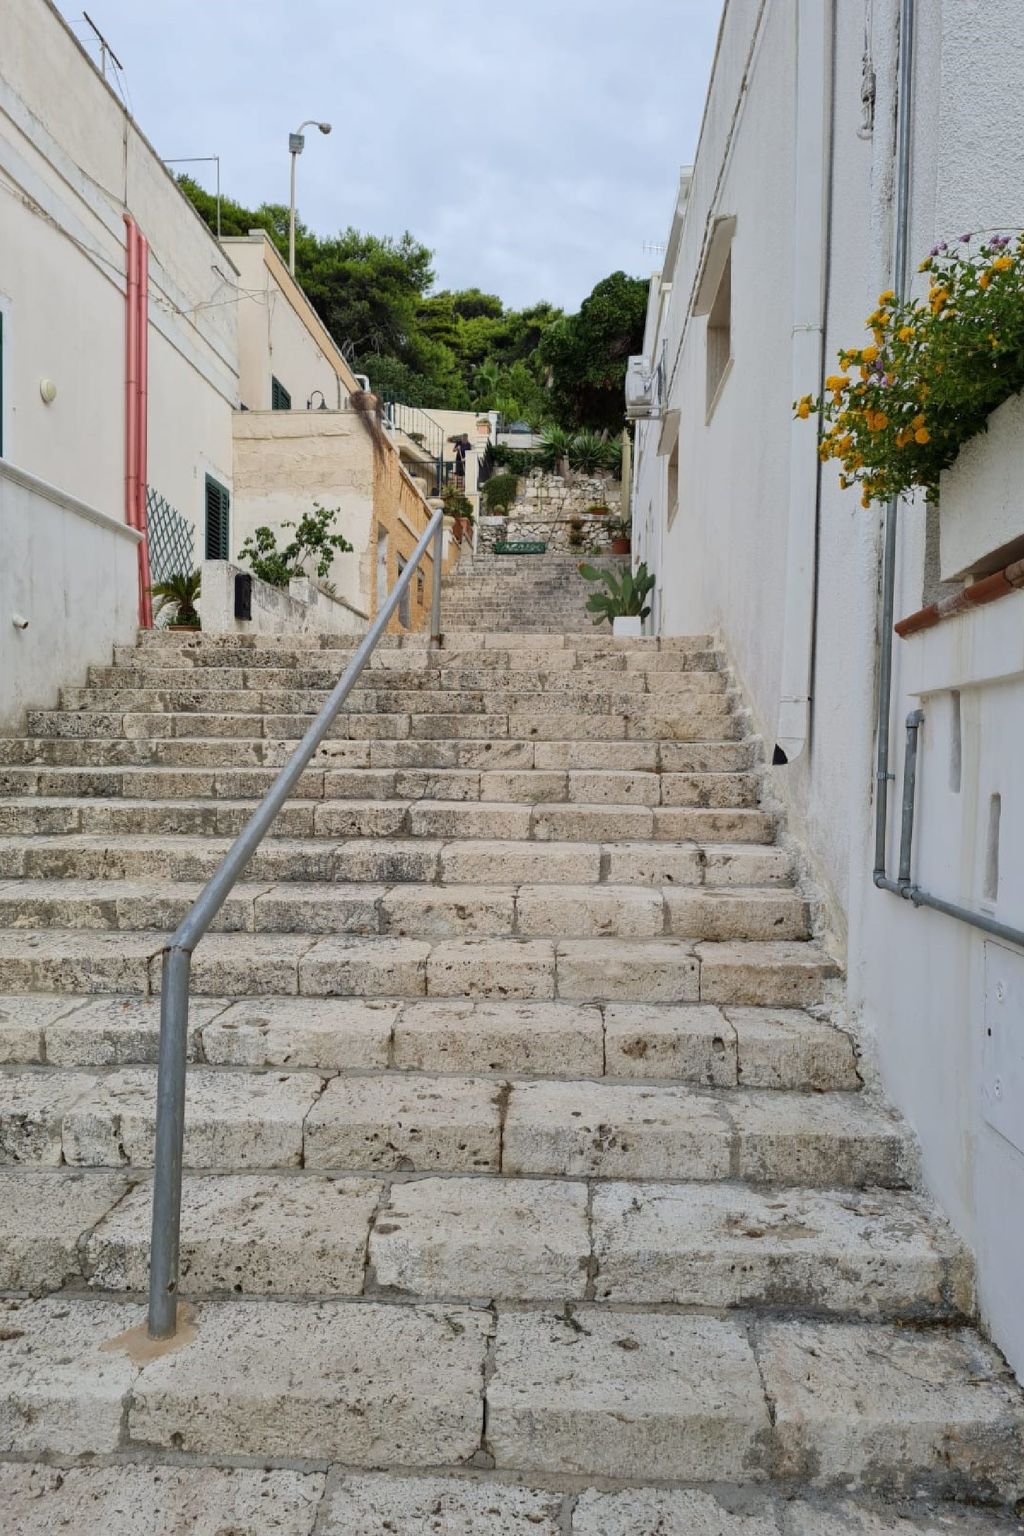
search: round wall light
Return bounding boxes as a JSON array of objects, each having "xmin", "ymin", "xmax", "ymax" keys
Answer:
[{"xmin": 39, "ymin": 379, "xmax": 57, "ymax": 404}]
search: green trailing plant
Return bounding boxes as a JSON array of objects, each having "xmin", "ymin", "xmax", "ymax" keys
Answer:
[
  {"xmin": 239, "ymin": 503, "xmax": 354, "ymax": 588},
  {"xmin": 149, "ymin": 569, "xmax": 201, "ymax": 628},
  {"xmin": 800, "ymin": 232, "xmax": 1024, "ymax": 505},
  {"xmin": 492, "ymin": 444, "xmax": 537, "ymax": 474},
  {"xmin": 482, "ymin": 473, "xmax": 520, "ymax": 513},
  {"xmin": 578, "ymin": 561, "xmax": 654, "ymax": 627}
]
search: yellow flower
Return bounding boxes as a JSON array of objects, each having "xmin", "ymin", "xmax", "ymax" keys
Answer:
[
  {"xmin": 919, "ymin": 258, "xmax": 933, "ymax": 272},
  {"xmin": 861, "ymin": 490, "xmax": 872, "ymax": 508},
  {"xmin": 898, "ymin": 326, "xmax": 914, "ymax": 343},
  {"xmin": 929, "ymin": 286, "xmax": 949, "ymax": 313},
  {"xmin": 862, "ymin": 345, "xmax": 879, "ymax": 364},
  {"xmin": 993, "ymin": 254, "xmax": 1013, "ymax": 272},
  {"xmin": 979, "ymin": 271, "xmax": 992, "ymax": 289},
  {"xmin": 915, "ymin": 427, "xmax": 930, "ymax": 444},
  {"xmin": 825, "ymin": 375, "xmax": 850, "ymax": 393},
  {"xmin": 796, "ymin": 395, "xmax": 813, "ymax": 420},
  {"xmin": 878, "ymin": 290, "xmax": 896, "ymax": 305}
]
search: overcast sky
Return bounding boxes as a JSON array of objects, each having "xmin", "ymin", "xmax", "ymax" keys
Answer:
[{"xmin": 57, "ymin": 0, "xmax": 721, "ymax": 313}]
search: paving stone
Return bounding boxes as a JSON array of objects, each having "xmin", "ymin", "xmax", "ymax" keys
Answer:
[
  {"xmin": 0, "ymin": 1168, "xmax": 129, "ymax": 1291},
  {"xmin": 603, "ymin": 840, "xmax": 704, "ymax": 886},
  {"xmin": 0, "ymin": 1296, "xmax": 141, "ymax": 1455},
  {"xmin": 0, "ymin": 1464, "xmax": 326, "ymax": 1536},
  {"xmin": 171, "ymin": 933, "xmax": 313, "ymax": 997},
  {"xmin": 557, "ymin": 938, "xmax": 700, "ymax": 1001},
  {"xmin": 503, "ymin": 1079, "xmax": 732, "ymax": 1178},
  {"xmin": 61, "ymin": 1067, "xmax": 321, "ymax": 1168},
  {"xmin": 566, "ymin": 771, "xmax": 662, "ymax": 805},
  {"xmin": 322, "ymin": 1474, "xmax": 563, "ymax": 1535},
  {"xmin": 781, "ymin": 1498, "xmax": 1024, "ymax": 1534},
  {"xmin": 532, "ymin": 803, "xmax": 655, "ymax": 841},
  {"xmin": 0, "ymin": 929, "xmax": 156, "ymax": 993},
  {"xmin": 128, "ymin": 1299, "xmax": 490, "ymax": 1463},
  {"xmin": 200, "ymin": 997, "xmax": 396, "ymax": 1069},
  {"xmin": 603, "ymin": 1003, "xmax": 737, "ymax": 1084},
  {"xmin": 727, "ymin": 1007, "xmax": 861, "ymax": 1091},
  {"xmin": 0, "ymin": 1069, "xmax": 98, "ymax": 1163},
  {"xmin": 572, "ymin": 1487, "xmax": 780, "ymax": 1535},
  {"xmin": 698, "ymin": 941, "xmax": 838, "ymax": 1007},
  {"xmin": 253, "ymin": 883, "xmax": 385, "ymax": 934},
  {"xmin": 86, "ymin": 1174, "xmax": 380, "ymax": 1295},
  {"xmin": 393, "ymin": 999, "xmax": 603, "ymax": 1075},
  {"xmin": 757, "ymin": 1321, "xmax": 1024, "ymax": 1499},
  {"xmin": 370, "ymin": 1176, "xmax": 590, "ymax": 1300},
  {"xmin": 654, "ymin": 807, "xmax": 773, "ymax": 842},
  {"xmin": 0, "ymin": 994, "xmax": 78, "ymax": 1063},
  {"xmin": 407, "ymin": 801, "xmax": 533, "ymax": 840},
  {"xmin": 591, "ymin": 1183, "xmax": 973, "ymax": 1317},
  {"xmin": 44, "ymin": 995, "xmax": 223, "ymax": 1067},
  {"xmin": 331, "ymin": 838, "xmax": 442, "ymax": 883},
  {"xmin": 305, "ymin": 1074, "xmax": 502, "ymax": 1172},
  {"xmin": 666, "ymin": 888, "xmax": 808, "ymax": 941},
  {"xmin": 488, "ymin": 1308, "xmax": 769, "ymax": 1480},
  {"xmin": 300, "ymin": 936, "xmax": 430, "ymax": 997},
  {"xmin": 441, "ymin": 839, "xmax": 601, "ymax": 884},
  {"xmin": 479, "ymin": 769, "xmax": 568, "ymax": 802},
  {"xmin": 381, "ymin": 884, "xmax": 516, "ymax": 937},
  {"xmin": 516, "ymin": 884, "xmax": 665, "ymax": 938},
  {"xmin": 703, "ymin": 845, "xmax": 794, "ymax": 885},
  {"xmin": 726, "ymin": 1088, "xmax": 912, "ymax": 1188},
  {"xmin": 427, "ymin": 938, "xmax": 556, "ymax": 999}
]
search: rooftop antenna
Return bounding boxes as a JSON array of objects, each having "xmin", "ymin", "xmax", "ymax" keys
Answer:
[
  {"xmin": 81, "ymin": 11, "xmax": 124, "ymax": 81},
  {"xmin": 642, "ymin": 242, "xmax": 667, "ymax": 257}
]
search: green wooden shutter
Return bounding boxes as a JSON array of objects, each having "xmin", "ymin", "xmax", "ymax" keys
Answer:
[
  {"xmin": 204, "ymin": 475, "xmax": 230, "ymax": 560},
  {"xmin": 271, "ymin": 376, "xmax": 291, "ymax": 410}
]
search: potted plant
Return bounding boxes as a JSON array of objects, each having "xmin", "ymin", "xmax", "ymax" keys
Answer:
[
  {"xmin": 150, "ymin": 569, "xmax": 202, "ymax": 630},
  {"xmin": 585, "ymin": 503, "xmax": 611, "ymax": 518},
  {"xmin": 608, "ymin": 518, "xmax": 632, "ymax": 555},
  {"xmin": 578, "ymin": 561, "xmax": 654, "ymax": 636}
]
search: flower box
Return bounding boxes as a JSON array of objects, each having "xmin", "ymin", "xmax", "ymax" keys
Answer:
[{"xmin": 940, "ymin": 392, "xmax": 1024, "ymax": 581}]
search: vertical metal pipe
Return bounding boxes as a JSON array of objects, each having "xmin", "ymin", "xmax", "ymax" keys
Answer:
[
  {"xmin": 148, "ymin": 945, "xmax": 192, "ymax": 1338},
  {"xmin": 124, "ymin": 217, "xmax": 138, "ymax": 534},
  {"xmin": 288, "ymin": 151, "xmax": 298, "ymax": 276},
  {"xmin": 430, "ymin": 520, "xmax": 443, "ymax": 639},
  {"xmin": 897, "ymin": 709, "xmax": 924, "ymax": 887},
  {"xmin": 873, "ymin": 0, "xmax": 916, "ymax": 884},
  {"xmin": 136, "ymin": 234, "xmax": 153, "ymax": 630}
]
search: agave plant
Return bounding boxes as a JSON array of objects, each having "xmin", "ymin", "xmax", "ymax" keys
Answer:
[
  {"xmin": 537, "ymin": 426, "xmax": 573, "ymax": 473},
  {"xmin": 567, "ymin": 430, "xmax": 612, "ymax": 475},
  {"xmin": 578, "ymin": 561, "xmax": 654, "ymax": 627},
  {"xmin": 149, "ymin": 568, "xmax": 201, "ymax": 628}
]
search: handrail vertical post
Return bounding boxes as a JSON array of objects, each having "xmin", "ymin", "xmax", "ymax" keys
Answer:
[
  {"xmin": 430, "ymin": 519, "xmax": 443, "ymax": 639},
  {"xmin": 148, "ymin": 944, "xmax": 192, "ymax": 1338}
]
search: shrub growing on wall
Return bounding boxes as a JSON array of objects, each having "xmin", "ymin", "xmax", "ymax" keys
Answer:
[
  {"xmin": 799, "ymin": 233, "xmax": 1024, "ymax": 505},
  {"xmin": 239, "ymin": 503, "xmax": 354, "ymax": 587},
  {"xmin": 482, "ymin": 473, "xmax": 520, "ymax": 513}
]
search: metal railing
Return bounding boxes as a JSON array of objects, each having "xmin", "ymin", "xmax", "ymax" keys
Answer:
[{"xmin": 147, "ymin": 508, "xmax": 445, "ymax": 1337}]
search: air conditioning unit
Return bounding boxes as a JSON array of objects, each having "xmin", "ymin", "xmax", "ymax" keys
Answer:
[{"xmin": 625, "ymin": 356, "xmax": 659, "ymax": 420}]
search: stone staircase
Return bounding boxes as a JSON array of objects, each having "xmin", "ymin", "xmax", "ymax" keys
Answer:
[
  {"xmin": 0, "ymin": 622, "xmax": 1022, "ymax": 1534},
  {"xmin": 441, "ymin": 550, "xmax": 627, "ymax": 631}
]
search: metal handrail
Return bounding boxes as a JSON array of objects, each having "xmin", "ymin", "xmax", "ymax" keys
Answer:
[{"xmin": 147, "ymin": 508, "xmax": 445, "ymax": 1337}]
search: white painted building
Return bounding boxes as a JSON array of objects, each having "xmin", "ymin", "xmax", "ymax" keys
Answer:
[{"xmin": 631, "ymin": 0, "xmax": 1024, "ymax": 1380}]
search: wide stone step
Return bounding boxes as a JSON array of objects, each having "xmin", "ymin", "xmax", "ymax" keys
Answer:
[
  {"xmin": 0, "ymin": 735, "xmax": 756, "ymax": 773},
  {"xmin": 111, "ymin": 643, "xmax": 722, "ymax": 673},
  {"xmin": 25, "ymin": 708, "xmax": 745, "ymax": 743},
  {"xmin": 87, "ymin": 664, "xmax": 729, "ymax": 694},
  {"xmin": 0, "ymin": 1168, "xmax": 968, "ymax": 1320},
  {"xmin": 0, "ymin": 931, "xmax": 837, "ymax": 1004},
  {"xmin": 0, "ymin": 797, "xmax": 775, "ymax": 843},
  {"xmin": 0, "ymin": 1068, "xmax": 901, "ymax": 1183},
  {"xmin": 0, "ymin": 1296, "xmax": 1020, "ymax": 1496},
  {"xmin": 0, "ymin": 833, "xmax": 792, "ymax": 887},
  {"xmin": 0, "ymin": 996, "xmax": 857, "ymax": 1089},
  {"xmin": 0, "ymin": 880, "xmax": 809, "ymax": 943},
  {"xmin": 0, "ymin": 763, "xmax": 762, "ymax": 809}
]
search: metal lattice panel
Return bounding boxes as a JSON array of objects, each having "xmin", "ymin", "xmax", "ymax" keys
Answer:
[{"xmin": 146, "ymin": 487, "xmax": 196, "ymax": 584}]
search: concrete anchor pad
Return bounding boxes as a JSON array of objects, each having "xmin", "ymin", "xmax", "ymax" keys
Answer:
[{"xmin": 127, "ymin": 1299, "xmax": 492, "ymax": 1463}]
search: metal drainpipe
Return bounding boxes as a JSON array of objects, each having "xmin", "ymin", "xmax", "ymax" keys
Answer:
[{"xmin": 872, "ymin": 0, "xmax": 916, "ymax": 883}]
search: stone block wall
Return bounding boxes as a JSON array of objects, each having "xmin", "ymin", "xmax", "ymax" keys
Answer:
[{"xmin": 479, "ymin": 470, "xmax": 624, "ymax": 554}]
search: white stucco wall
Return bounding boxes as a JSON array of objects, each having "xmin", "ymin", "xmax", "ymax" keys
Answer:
[
  {"xmin": 0, "ymin": 460, "xmax": 140, "ymax": 733},
  {"xmin": 633, "ymin": 0, "xmax": 1024, "ymax": 1379},
  {"xmin": 199, "ymin": 560, "xmax": 365, "ymax": 636},
  {"xmin": 222, "ymin": 234, "xmax": 359, "ymax": 414},
  {"xmin": 0, "ymin": 0, "xmax": 238, "ymax": 541}
]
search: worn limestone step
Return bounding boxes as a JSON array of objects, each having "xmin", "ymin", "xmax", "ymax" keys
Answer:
[
  {"xmin": 25, "ymin": 708, "xmax": 745, "ymax": 743},
  {"xmin": 0, "ymin": 735, "xmax": 757, "ymax": 774},
  {"xmin": 0, "ymin": 880, "xmax": 809, "ymax": 943},
  {"xmin": 0, "ymin": 997, "xmax": 857, "ymax": 1090},
  {"xmin": 57, "ymin": 685, "xmax": 737, "ymax": 718},
  {"xmin": 0, "ymin": 1169, "xmax": 969, "ymax": 1320},
  {"xmin": 88, "ymin": 664, "xmax": 728, "ymax": 695},
  {"xmin": 0, "ymin": 764, "xmax": 761, "ymax": 809},
  {"xmin": 1, "ymin": 1471, "xmax": 1017, "ymax": 1536},
  {"xmin": 0, "ymin": 797, "xmax": 775, "ymax": 844},
  {"xmin": 0, "ymin": 1296, "xmax": 1020, "ymax": 1497},
  {"xmin": 0, "ymin": 1068, "xmax": 901, "ymax": 1184},
  {"xmin": 111, "ymin": 642, "xmax": 722, "ymax": 673},
  {"xmin": 0, "ymin": 931, "xmax": 837, "ymax": 1005}
]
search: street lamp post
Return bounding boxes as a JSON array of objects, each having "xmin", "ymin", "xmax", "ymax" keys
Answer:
[{"xmin": 288, "ymin": 119, "xmax": 331, "ymax": 275}]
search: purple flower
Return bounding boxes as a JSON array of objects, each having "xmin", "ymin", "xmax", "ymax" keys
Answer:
[
  {"xmin": 959, "ymin": 233, "xmax": 973, "ymax": 244},
  {"xmin": 991, "ymin": 234, "xmax": 1010, "ymax": 248},
  {"xmin": 929, "ymin": 242, "xmax": 948, "ymax": 257}
]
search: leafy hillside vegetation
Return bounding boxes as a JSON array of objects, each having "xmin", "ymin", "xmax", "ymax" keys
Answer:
[{"xmin": 180, "ymin": 177, "xmax": 647, "ymax": 433}]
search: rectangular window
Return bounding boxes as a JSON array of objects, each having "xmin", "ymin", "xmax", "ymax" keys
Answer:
[
  {"xmin": 204, "ymin": 474, "xmax": 230, "ymax": 561},
  {"xmin": 706, "ymin": 251, "xmax": 732, "ymax": 417},
  {"xmin": 271, "ymin": 376, "xmax": 292, "ymax": 411},
  {"xmin": 667, "ymin": 442, "xmax": 680, "ymax": 529}
]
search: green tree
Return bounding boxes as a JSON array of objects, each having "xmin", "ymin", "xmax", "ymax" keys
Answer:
[{"xmin": 538, "ymin": 271, "xmax": 648, "ymax": 432}]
